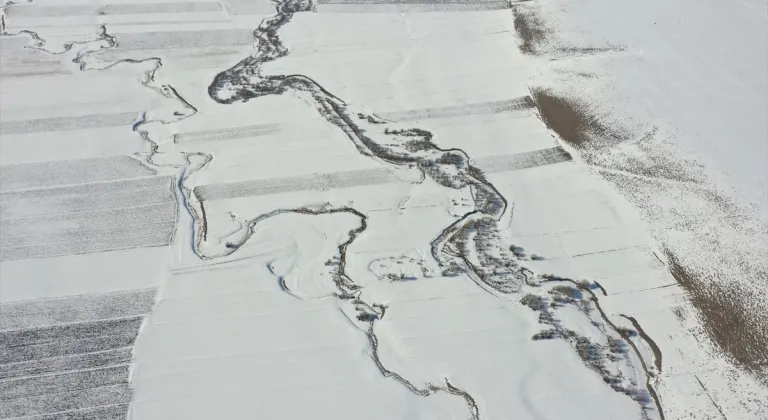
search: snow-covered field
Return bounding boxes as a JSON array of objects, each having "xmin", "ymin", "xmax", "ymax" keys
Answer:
[{"xmin": 1, "ymin": 0, "xmax": 766, "ymax": 419}]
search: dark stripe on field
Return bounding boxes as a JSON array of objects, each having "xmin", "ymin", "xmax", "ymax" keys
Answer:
[
  {"xmin": 0, "ymin": 156, "xmax": 155, "ymax": 192},
  {"xmin": 314, "ymin": 3, "xmax": 512, "ymax": 11},
  {"xmin": 0, "ymin": 348, "xmax": 133, "ymax": 380},
  {"xmin": 5, "ymin": 2, "xmax": 223, "ymax": 18},
  {"xmin": 0, "ymin": 365, "xmax": 130, "ymax": 400},
  {"xmin": 114, "ymin": 29, "xmax": 254, "ymax": 50},
  {"xmin": 375, "ymin": 96, "xmax": 534, "ymax": 122},
  {"xmin": 0, "ymin": 112, "xmax": 139, "ymax": 136},
  {"xmin": 194, "ymin": 147, "xmax": 572, "ymax": 202},
  {"xmin": 0, "ymin": 289, "xmax": 155, "ymax": 418},
  {"xmin": 175, "ymin": 123, "xmax": 283, "ymax": 142},
  {"xmin": 14, "ymin": 403, "xmax": 129, "ymax": 420},
  {"xmin": 0, "ymin": 383, "xmax": 132, "ymax": 418},
  {"xmin": 1, "ymin": 289, "xmax": 156, "ymax": 330}
]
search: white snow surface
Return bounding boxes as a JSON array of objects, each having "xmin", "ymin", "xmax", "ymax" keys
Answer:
[{"xmin": 1, "ymin": 1, "xmax": 766, "ymax": 420}]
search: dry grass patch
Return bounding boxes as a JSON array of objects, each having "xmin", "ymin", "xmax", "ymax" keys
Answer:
[
  {"xmin": 666, "ymin": 250, "xmax": 768, "ymax": 381},
  {"xmin": 529, "ymin": 87, "xmax": 622, "ymax": 147},
  {"xmin": 512, "ymin": 6, "xmax": 549, "ymax": 55}
]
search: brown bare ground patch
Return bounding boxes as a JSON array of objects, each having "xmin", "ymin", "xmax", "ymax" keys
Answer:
[
  {"xmin": 531, "ymin": 89, "xmax": 703, "ymax": 185},
  {"xmin": 529, "ymin": 87, "xmax": 620, "ymax": 147},
  {"xmin": 666, "ymin": 250, "xmax": 768, "ymax": 381},
  {"xmin": 512, "ymin": 6, "xmax": 549, "ymax": 55}
]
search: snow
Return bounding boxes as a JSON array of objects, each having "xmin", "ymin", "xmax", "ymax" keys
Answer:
[
  {"xmin": 533, "ymin": 0, "xmax": 768, "ymax": 212},
  {"xmin": 1, "ymin": 0, "xmax": 766, "ymax": 419}
]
